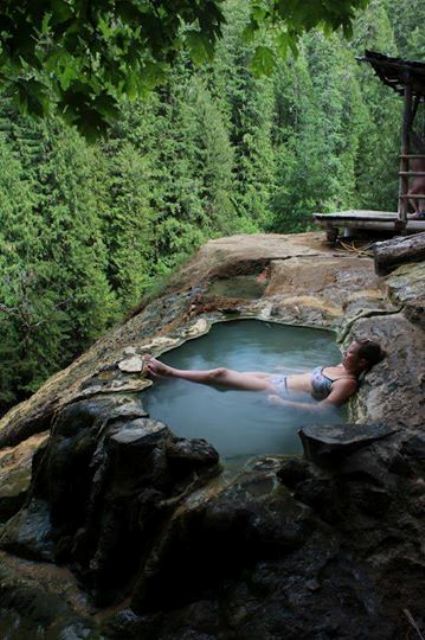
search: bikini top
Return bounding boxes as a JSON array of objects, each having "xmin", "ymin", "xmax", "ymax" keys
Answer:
[{"xmin": 310, "ymin": 366, "xmax": 356, "ymax": 401}]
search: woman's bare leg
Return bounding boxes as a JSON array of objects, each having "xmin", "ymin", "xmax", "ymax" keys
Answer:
[{"xmin": 146, "ymin": 357, "xmax": 274, "ymax": 392}]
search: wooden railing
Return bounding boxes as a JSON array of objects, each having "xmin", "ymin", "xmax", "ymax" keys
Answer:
[{"xmin": 398, "ymin": 153, "xmax": 425, "ymax": 224}]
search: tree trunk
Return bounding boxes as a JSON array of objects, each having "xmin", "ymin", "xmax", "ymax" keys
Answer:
[{"xmin": 373, "ymin": 232, "xmax": 425, "ymax": 275}]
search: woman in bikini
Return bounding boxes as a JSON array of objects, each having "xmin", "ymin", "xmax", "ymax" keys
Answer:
[{"xmin": 146, "ymin": 339, "xmax": 385, "ymax": 412}]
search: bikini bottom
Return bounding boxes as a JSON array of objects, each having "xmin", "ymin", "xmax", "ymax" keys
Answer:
[{"xmin": 269, "ymin": 374, "xmax": 289, "ymax": 396}]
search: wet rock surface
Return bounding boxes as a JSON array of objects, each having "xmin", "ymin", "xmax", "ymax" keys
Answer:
[
  {"xmin": 1, "ymin": 394, "xmax": 220, "ymax": 609},
  {"xmin": 0, "ymin": 432, "xmax": 48, "ymax": 523},
  {"xmin": 99, "ymin": 435, "xmax": 425, "ymax": 640},
  {"xmin": 0, "ymin": 232, "xmax": 423, "ymax": 639},
  {"xmin": 0, "ymin": 551, "xmax": 96, "ymax": 639}
]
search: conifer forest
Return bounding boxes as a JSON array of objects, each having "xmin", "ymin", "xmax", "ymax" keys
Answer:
[{"xmin": 0, "ymin": 0, "xmax": 424, "ymax": 412}]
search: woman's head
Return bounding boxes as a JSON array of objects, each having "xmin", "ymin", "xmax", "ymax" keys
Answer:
[
  {"xmin": 356, "ymin": 339, "xmax": 386, "ymax": 370},
  {"xmin": 344, "ymin": 339, "xmax": 386, "ymax": 373}
]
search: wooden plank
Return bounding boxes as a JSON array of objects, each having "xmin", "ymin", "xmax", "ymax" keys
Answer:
[
  {"xmin": 313, "ymin": 211, "xmax": 425, "ymax": 234},
  {"xmin": 314, "ymin": 212, "xmax": 424, "ymax": 222},
  {"xmin": 313, "ymin": 210, "xmax": 425, "ymax": 223},
  {"xmin": 316, "ymin": 221, "xmax": 397, "ymax": 231},
  {"xmin": 399, "ymin": 171, "xmax": 425, "ymax": 176},
  {"xmin": 314, "ymin": 210, "xmax": 398, "ymax": 220}
]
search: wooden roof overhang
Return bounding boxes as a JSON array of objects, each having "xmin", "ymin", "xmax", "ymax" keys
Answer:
[{"xmin": 360, "ymin": 50, "xmax": 425, "ymax": 102}]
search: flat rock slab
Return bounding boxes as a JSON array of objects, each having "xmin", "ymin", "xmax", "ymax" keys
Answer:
[
  {"xmin": 110, "ymin": 419, "xmax": 169, "ymax": 448},
  {"xmin": 118, "ymin": 355, "xmax": 145, "ymax": 373},
  {"xmin": 300, "ymin": 422, "xmax": 397, "ymax": 467},
  {"xmin": 267, "ymin": 255, "xmax": 385, "ymax": 325},
  {"xmin": 174, "ymin": 232, "xmax": 330, "ymax": 283}
]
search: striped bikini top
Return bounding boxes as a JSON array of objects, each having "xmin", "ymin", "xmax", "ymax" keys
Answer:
[{"xmin": 310, "ymin": 366, "xmax": 356, "ymax": 400}]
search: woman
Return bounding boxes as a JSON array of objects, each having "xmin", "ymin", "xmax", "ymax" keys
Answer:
[{"xmin": 146, "ymin": 339, "xmax": 385, "ymax": 412}]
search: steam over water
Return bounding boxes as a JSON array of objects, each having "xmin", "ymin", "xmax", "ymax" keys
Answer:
[{"xmin": 144, "ymin": 320, "xmax": 345, "ymax": 463}]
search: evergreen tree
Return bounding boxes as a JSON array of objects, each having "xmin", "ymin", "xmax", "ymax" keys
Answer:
[
  {"xmin": 190, "ymin": 79, "xmax": 236, "ymax": 236},
  {"xmin": 270, "ymin": 33, "xmax": 366, "ymax": 230},
  {"xmin": 385, "ymin": 0, "xmax": 425, "ymax": 59},
  {"xmin": 351, "ymin": 0, "xmax": 401, "ymax": 211},
  {"xmin": 0, "ymin": 133, "xmax": 46, "ymax": 407},
  {"xmin": 0, "ymin": 104, "xmax": 116, "ymax": 409},
  {"xmin": 212, "ymin": 1, "xmax": 277, "ymax": 231},
  {"xmin": 151, "ymin": 77, "xmax": 207, "ymax": 270},
  {"xmin": 96, "ymin": 135, "xmax": 155, "ymax": 311}
]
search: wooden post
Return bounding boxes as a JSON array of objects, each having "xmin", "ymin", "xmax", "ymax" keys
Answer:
[{"xmin": 398, "ymin": 80, "xmax": 412, "ymax": 230}]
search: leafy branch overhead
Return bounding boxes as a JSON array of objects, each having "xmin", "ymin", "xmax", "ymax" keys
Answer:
[{"xmin": 0, "ymin": 0, "xmax": 369, "ymax": 136}]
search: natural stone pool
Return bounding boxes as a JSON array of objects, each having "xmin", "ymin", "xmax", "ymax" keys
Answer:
[{"xmin": 144, "ymin": 320, "xmax": 346, "ymax": 462}]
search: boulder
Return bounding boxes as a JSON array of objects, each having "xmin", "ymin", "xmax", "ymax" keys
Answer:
[
  {"xmin": 0, "ymin": 499, "xmax": 54, "ymax": 561},
  {"xmin": 373, "ymin": 233, "xmax": 425, "ymax": 275},
  {"xmin": 102, "ymin": 468, "xmax": 395, "ymax": 640},
  {"xmin": 299, "ymin": 422, "xmax": 397, "ymax": 467},
  {"xmin": 348, "ymin": 313, "xmax": 424, "ymax": 429},
  {"xmin": 385, "ymin": 261, "xmax": 425, "ymax": 328},
  {"xmin": 1, "ymin": 393, "xmax": 220, "ymax": 606}
]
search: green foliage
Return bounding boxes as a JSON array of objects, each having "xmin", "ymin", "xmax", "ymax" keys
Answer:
[
  {"xmin": 0, "ymin": 105, "xmax": 117, "ymax": 408},
  {"xmin": 384, "ymin": 0, "xmax": 425, "ymax": 59},
  {"xmin": 0, "ymin": 0, "xmax": 225, "ymax": 136},
  {"xmin": 96, "ymin": 136, "xmax": 155, "ymax": 311},
  {"xmin": 0, "ymin": 0, "xmax": 371, "ymax": 136}
]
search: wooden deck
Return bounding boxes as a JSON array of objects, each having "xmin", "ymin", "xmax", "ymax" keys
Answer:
[{"xmin": 313, "ymin": 210, "xmax": 425, "ymax": 238}]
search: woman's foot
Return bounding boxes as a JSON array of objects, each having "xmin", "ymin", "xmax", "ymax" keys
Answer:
[
  {"xmin": 410, "ymin": 210, "xmax": 425, "ymax": 220},
  {"xmin": 145, "ymin": 356, "xmax": 175, "ymax": 378}
]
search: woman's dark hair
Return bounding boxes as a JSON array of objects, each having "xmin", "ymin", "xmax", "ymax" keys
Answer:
[{"xmin": 356, "ymin": 339, "xmax": 386, "ymax": 371}]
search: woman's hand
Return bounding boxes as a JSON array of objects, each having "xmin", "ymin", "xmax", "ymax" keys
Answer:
[
  {"xmin": 267, "ymin": 394, "xmax": 330, "ymax": 413},
  {"xmin": 267, "ymin": 394, "xmax": 288, "ymax": 406}
]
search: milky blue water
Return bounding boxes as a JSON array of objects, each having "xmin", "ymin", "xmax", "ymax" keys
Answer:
[{"xmin": 143, "ymin": 320, "xmax": 345, "ymax": 463}]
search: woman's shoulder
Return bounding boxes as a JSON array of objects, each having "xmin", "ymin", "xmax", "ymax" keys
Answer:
[{"xmin": 333, "ymin": 375, "xmax": 358, "ymax": 390}]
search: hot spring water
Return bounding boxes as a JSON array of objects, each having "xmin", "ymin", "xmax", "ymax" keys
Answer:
[{"xmin": 143, "ymin": 321, "xmax": 346, "ymax": 463}]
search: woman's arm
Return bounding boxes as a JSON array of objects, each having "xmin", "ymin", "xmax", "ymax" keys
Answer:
[
  {"xmin": 324, "ymin": 378, "xmax": 358, "ymax": 406},
  {"xmin": 268, "ymin": 378, "xmax": 357, "ymax": 411},
  {"xmin": 268, "ymin": 395, "xmax": 328, "ymax": 413}
]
